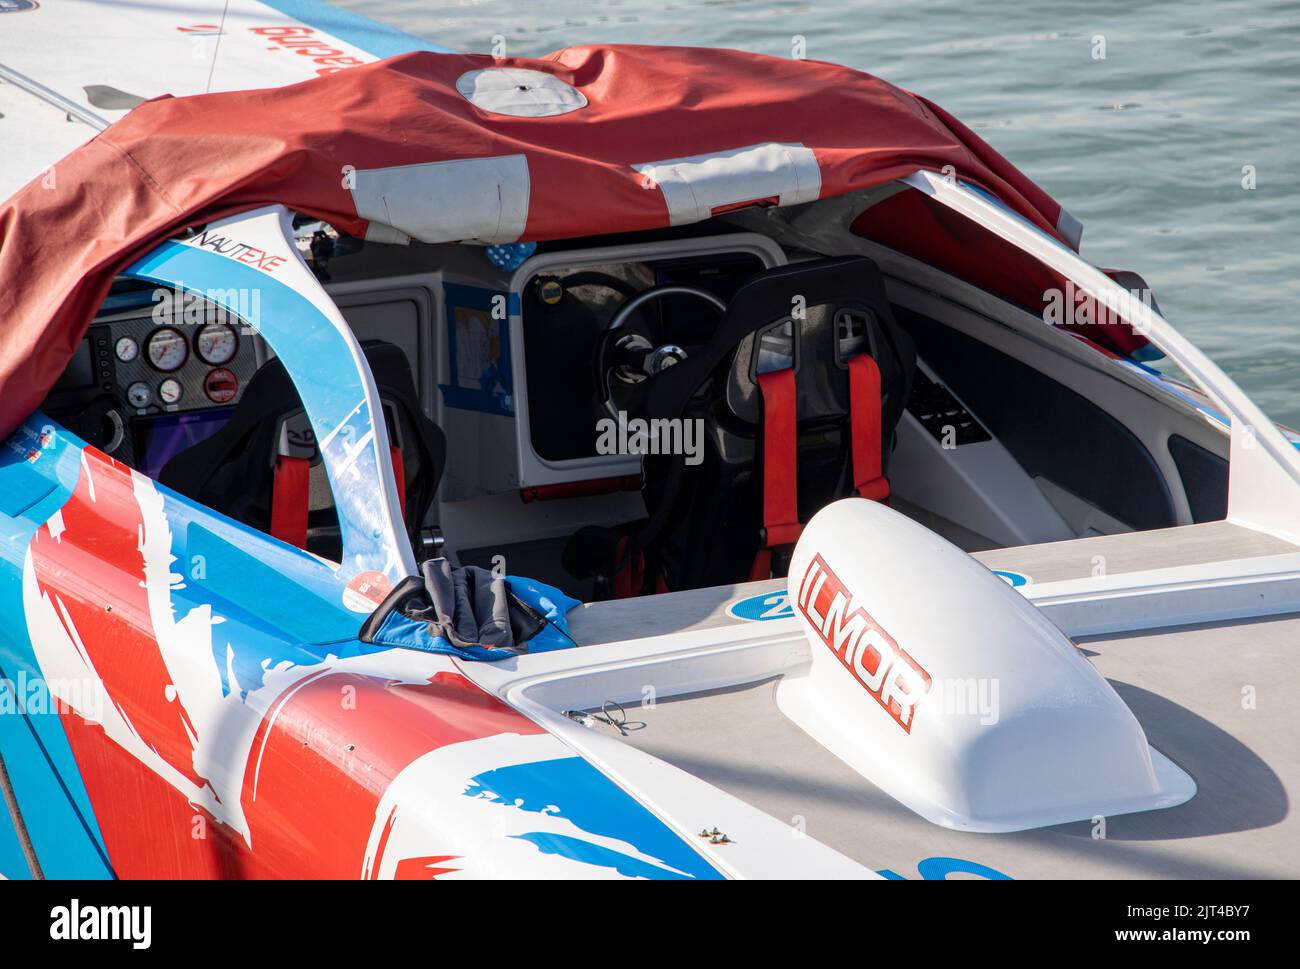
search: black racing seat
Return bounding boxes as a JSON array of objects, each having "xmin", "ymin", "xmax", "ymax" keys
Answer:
[
  {"xmin": 159, "ymin": 340, "xmax": 445, "ymax": 559},
  {"xmin": 575, "ymin": 256, "xmax": 915, "ymax": 594}
]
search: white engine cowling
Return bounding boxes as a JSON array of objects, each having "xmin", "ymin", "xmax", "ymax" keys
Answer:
[{"xmin": 777, "ymin": 498, "xmax": 1195, "ymax": 832}]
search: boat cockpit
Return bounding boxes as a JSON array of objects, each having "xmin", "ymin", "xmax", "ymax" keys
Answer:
[{"xmin": 38, "ymin": 191, "xmax": 1244, "ymax": 615}]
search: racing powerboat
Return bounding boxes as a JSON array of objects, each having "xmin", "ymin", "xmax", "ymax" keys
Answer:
[{"xmin": 1, "ymin": 0, "xmax": 1298, "ymax": 880}]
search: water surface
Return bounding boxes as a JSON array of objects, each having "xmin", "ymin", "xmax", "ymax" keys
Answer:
[{"xmin": 339, "ymin": 0, "xmax": 1300, "ymax": 423}]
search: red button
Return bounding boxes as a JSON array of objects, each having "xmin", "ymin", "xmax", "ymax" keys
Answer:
[{"xmin": 204, "ymin": 368, "xmax": 239, "ymax": 404}]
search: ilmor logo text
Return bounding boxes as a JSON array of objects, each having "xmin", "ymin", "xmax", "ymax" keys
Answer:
[
  {"xmin": 796, "ymin": 554, "xmax": 932, "ymax": 732},
  {"xmin": 49, "ymin": 899, "xmax": 151, "ymax": 950}
]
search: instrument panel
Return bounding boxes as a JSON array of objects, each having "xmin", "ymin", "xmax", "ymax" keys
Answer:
[
  {"xmin": 108, "ymin": 313, "xmax": 259, "ymax": 417},
  {"xmin": 43, "ymin": 300, "xmax": 265, "ymax": 468}
]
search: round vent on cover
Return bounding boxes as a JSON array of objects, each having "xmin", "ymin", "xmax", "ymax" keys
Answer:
[{"xmin": 455, "ymin": 68, "xmax": 588, "ymax": 118}]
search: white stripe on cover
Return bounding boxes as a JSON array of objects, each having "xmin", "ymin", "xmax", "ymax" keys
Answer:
[
  {"xmin": 351, "ymin": 155, "xmax": 531, "ymax": 244},
  {"xmin": 632, "ymin": 142, "xmax": 822, "ymax": 226}
]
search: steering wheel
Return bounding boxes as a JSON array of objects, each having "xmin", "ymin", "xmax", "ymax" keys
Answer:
[{"xmin": 594, "ymin": 284, "xmax": 726, "ymax": 420}]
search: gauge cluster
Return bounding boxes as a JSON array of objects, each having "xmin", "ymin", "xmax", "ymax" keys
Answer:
[{"xmin": 101, "ymin": 310, "xmax": 260, "ymax": 419}]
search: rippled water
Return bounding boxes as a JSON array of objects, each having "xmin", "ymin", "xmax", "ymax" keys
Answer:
[{"xmin": 339, "ymin": 0, "xmax": 1300, "ymax": 424}]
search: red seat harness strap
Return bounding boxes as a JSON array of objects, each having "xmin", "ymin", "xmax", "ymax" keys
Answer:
[
  {"xmin": 848, "ymin": 354, "xmax": 890, "ymax": 503},
  {"xmin": 269, "ymin": 455, "xmax": 311, "ymax": 549},
  {"xmin": 749, "ymin": 355, "xmax": 890, "ymax": 580},
  {"xmin": 750, "ymin": 368, "xmax": 801, "ymax": 580},
  {"xmin": 390, "ymin": 445, "xmax": 406, "ymax": 519},
  {"xmin": 271, "ymin": 447, "xmax": 407, "ymax": 552}
]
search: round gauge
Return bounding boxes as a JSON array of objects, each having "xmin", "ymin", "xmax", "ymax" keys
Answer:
[
  {"xmin": 158, "ymin": 378, "xmax": 183, "ymax": 406},
  {"xmin": 114, "ymin": 336, "xmax": 139, "ymax": 363},
  {"xmin": 146, "ymin": 327, "xmax": 189, "ymax": 372},
  {"xmin": 126, "ymin": 381, "xmax": 152, "ymax": 409},
  {"xmin": 203, "ymin": 367, "xmax": 239, "ymax": 404},
  {"xmin": 194, "ymin": 322, "xmax": 239, "ymax": 366}
]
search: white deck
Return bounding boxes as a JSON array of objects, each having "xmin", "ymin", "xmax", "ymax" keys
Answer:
[
  {"xmin": 552, "ymin": 520, "xmax": 1300, "ymax": 877},
  {"xmin": 974, "ymin": 520, "xmax": 1295, "ymax": 584},
  {"xmin": 567, "ymin": 520, "xmax": 1300, "ymax": 646},
  {"xmin": 0, "ymin": 0, "xmax": 446, "ymax": 201},
  {"xmin": 590, "ymin": 611, "xmax": 1298, "ymax": 878}
]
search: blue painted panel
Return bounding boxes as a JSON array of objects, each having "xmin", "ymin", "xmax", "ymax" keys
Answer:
[
  {"xmin": 0, "ymin": 417, "xmax": 114, "ymax": 878},
  {"xmin": 257, "ymin": 0, "xmax": 451, "ymax": 57},
  {"xmin": 0, "ymin": 791, "xmax": 30, "ymax": 879},
  {"xmin": 465, "ymin": 757, "xmax": 722, "ymax": 880}
]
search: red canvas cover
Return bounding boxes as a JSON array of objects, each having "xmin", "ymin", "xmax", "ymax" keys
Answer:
[{"xmin": 0, "ymin": 45, "xmax": 1125, "ymax": 440}]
